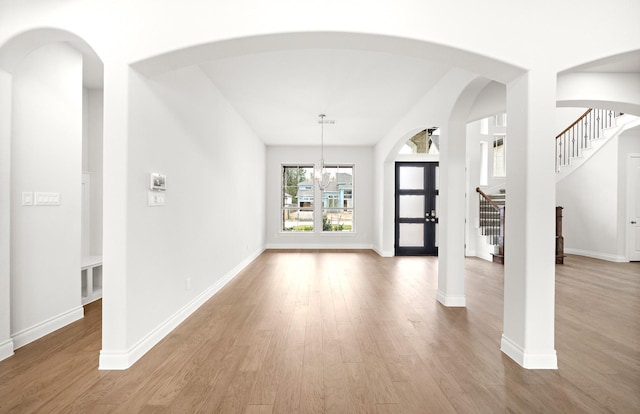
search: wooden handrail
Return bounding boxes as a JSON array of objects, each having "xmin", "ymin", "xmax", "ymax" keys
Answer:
[
  {"xmin": 555, "ymin": 108, "xmax": 592, "ymax": 139},
  {"xmin": 476, "ymin": 187, "xmax": 501, "ymax": 210}
]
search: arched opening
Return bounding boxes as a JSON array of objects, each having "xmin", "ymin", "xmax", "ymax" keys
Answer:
[{"xmin": 0, "ymin": 28, "xmax": 104, "ymax": 360}]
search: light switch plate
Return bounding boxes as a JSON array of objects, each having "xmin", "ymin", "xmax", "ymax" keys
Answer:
[
  {"xmin": 34, "ymin": 192, "xmax": 60, "ymax": 206},
  {"xmin": 22, "ymin": 192, "xmax": 33, "ymax": 206},
  {"xmin": 148, "ymin": 191, "xmax": 165, "ymax": 206}
]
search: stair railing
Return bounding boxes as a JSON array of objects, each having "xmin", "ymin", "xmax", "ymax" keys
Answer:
[
  {"xmin": 555, "ymin": 108, "xmax": 621, "ymax": 172},
  {"xmin": 476, "ymin": 187, "xmax": 505, "ymax": 264}
]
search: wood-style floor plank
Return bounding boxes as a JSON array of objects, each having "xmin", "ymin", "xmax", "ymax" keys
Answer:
[{"xmin": 0, "ymin": 251, "xmax": 638, "ymax": 413}]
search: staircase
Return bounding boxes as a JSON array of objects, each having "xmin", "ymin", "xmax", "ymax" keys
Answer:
[
  {"xmin": 556, "ymin": 110, "xmax": 639, "ymax": 179},
  {"xmin": 477, "ymin": 188, "xmax": 505, "ymax": 264},
  {"xmin": 474, "ymin": 108, "xmax": 635, "ymax": 265}
]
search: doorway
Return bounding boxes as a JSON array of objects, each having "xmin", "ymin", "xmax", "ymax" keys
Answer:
[
  {"xmin": 395, "ymin": 162, "xmax": 439, "ymax": 256},
  {"xmin": 628, "ymin": 154, "xmax": 640, "ymax": 261}
]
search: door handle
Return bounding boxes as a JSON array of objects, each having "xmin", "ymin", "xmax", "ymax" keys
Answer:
[{"xmin": 632, "ymin": 221, "xmax": 637, "ymax": 224}]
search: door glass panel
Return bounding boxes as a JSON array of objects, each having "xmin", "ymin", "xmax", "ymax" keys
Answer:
[
  {"xmin": 399, "ymin": 195, "xmax": 424, "ymax": 218},
  {"xmin": 399, "ymin": 223, "xmax": 424, "ymax": 247},
  {"xmin": 399, "ymin": 166, "xmax": 424, "ymax": 190}
]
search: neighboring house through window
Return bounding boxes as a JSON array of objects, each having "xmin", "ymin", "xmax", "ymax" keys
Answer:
[
  {"xmin": 320, "ymin": 165, "xmax": 354, "ymax": 232},
  {"xmin": 281, "ymin": 164, "xmax": 354, "ymax": 232}
]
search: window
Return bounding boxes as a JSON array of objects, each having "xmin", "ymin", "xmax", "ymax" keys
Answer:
[
  {"xmin": 398, "ymin": 128, "xmax": 440, "ymax": 154},
  {"xmin": 493, "ymin": 135, "xmax": 506, "ymax": 177},
  {"xmin": 494, "ymin": 113, "xmax": 507, "ymax": 127},
  {"xmin": 282, "ymin": 165, "xmax": 314, "ymax": 231},
  {"xmin": 281, "ymin": 164, "xmax": 355, "ymax": 233},
  {"xmin": 321, "ymin": 165, "xmax": 354, "ymax": 232}
]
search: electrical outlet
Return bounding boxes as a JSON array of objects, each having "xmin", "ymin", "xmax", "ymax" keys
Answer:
[{"xmin": 185, "ymin": 277, "xmax": 191, "ymax": 291}]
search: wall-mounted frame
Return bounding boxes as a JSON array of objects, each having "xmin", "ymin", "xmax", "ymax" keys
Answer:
[{"xmin": 150, "ymin": 173, "xmax": 166, "ymax": 191}]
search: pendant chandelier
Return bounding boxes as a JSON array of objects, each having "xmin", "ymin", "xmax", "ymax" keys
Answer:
[{"xmin": 316, "ymin": 114, "xmax": 334, "ymax": 191}]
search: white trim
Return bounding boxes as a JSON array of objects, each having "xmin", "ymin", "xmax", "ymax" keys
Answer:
[
  {"xmin": 265, "ymin": 243, "xmax": 373, "ymax": 250},
  {"xmin": 0, "ymin": 338, "xmax": 14, "ymax": 361},
  {"xmin": 99, "ymin": 247, "xmax": 265, "ymax": 370},
  {"xmin": 277, "ymin": 231, "xmax": 358, "ymax": 237},
  {"xmin": 436, "ymin": 290, "xmax": 466, "ymax": 307},
  {"xmin": 564, "ymin": 248, "xmax": 628, "ymax": 263},
  {"xmin": 11, "ymin": 306, "xmax": 84, "ymax": 349},
  {"xmin": 501, "ymin": 334, "xmax": 558, "ymax": 369},
  {"xmin": 627, "ymin": 153, "xmax": 640, "ymax": 262},
  {"xmin": 372, "ymin": 246, "xmax": 394, "ymax": 257}
]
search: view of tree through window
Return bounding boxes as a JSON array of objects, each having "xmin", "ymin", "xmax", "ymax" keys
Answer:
[
  {"xmin": 282, "ymin": 165, "xmax": 314, "ymax": 231},
  {"xmin": 398, "ymin": 128, "xmax": 440, "ymax": 154}
]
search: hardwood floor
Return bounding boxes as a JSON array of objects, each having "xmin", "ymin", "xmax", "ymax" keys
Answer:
[{"xmin": 0, "ymin": 251, "xmax": 638, "ymax": 413}]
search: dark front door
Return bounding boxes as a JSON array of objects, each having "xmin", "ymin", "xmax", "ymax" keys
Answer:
[{"xmin": 395, "ymin": 162, "xmax": 439, "ymax": 256}]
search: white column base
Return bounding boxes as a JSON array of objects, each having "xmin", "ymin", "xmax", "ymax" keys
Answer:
[
  {"xmin": 436, "ymin": 290, "xmax": 466, "ymax": 307},
  {"xmin": 501, "ymin": 334, "xmax": 558, "ymax": 369},
  {"xmin": 0, "ymin": 338, "xmax": 14, "ymax": 362}
]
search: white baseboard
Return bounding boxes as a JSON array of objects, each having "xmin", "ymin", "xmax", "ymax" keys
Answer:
[
  {"xmin": 11, "ymin": 306, "xmax": 84, "ymax": 349},
  {"xmin": 265, "ymin": 243, "xmax": 374, "ymax": 250},
  {"xmin": 564, "ymin": 248, "xmax": 628, "ymax": 263},
  {"xmin": 436, "ymin": 290, "xmax": 466, "ymax": 307},
  {"xmin": 0, "ymin": 338, "xmax": 14, "ymax": 362},
  {"xmin": 372, "ymin": 247, "xmax": 394, "ymax": 257},
  {"xmin": 99, "ymin": 247, "xmax": 265, "ymax": 370},
  {"xmin": 500, "ymin": 334, "xmax": 557, "ymax": 369}
]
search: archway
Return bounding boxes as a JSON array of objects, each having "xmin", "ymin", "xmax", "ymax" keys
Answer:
[{"xmin": 0, "ymin": 28, "xmax": 104, "ymax": 361}]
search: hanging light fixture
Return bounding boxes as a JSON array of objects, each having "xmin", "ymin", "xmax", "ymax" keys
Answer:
[{"xmin": 316, "ymin": 114, "xmax": 334, "ymax": 191}]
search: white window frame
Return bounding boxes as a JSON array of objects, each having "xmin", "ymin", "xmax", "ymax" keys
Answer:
[
  {"xmin": 280, "ymin": 163, "xmax": 356, "ymax": 234},
  {"xmin": 320, "ymin": 164, "xmax": 355, "ymax": 233},
  {"xmin": 281, "ymin": 164, "xmax": 315, "ymax": 232}
]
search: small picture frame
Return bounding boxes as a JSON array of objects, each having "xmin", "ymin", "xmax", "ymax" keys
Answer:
[{"xmin": 150, "ymin": 173, "xmax": 166, "ymax": 191}]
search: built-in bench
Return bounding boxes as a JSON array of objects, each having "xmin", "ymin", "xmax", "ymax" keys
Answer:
[{"xmin": 81, "ymin": 256, "xmax": 102, "ymax": 305}]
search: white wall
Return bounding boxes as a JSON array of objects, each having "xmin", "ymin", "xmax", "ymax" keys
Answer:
[
  {"xmin": 558, "ymin": 73, "xmax": 640, "ymax": 116},
  {"xmin": 373, "ymin": 69, "xmax": 478, "ymax": 256},
  {"xmin": 10, "ymin": 43, "xmax": 84, "ymax": 347},
  {"xmin": 265, "ymin": 145, "xmax": 373, "ymax": 248},
  {"xmin": 87, "ymin": 89, "xmax": 103, "ymax": 256},
  {"xmin": 618, "ymin": 130, "xmax": 640, "ymax": 256},
  {"xmin": 4, "ymin": 0, "xmax": 638, "ymax": 83},
  {"xmin": 557, "ymin": 135, "xmax": 623, "ymax": 261},
  {"xmin": 555, "ymin": 107, "xmax": 589, "ymax": 135},
  {"xmin": 0, "ymin": 68, "xmax": 12, "ymax": 360},
  {"xmin": 124, "ymin": 64, "xmax": 265, "ymax": 351}
]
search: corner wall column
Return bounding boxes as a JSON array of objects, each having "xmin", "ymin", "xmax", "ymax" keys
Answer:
[
  {"xmin": 99, "ymin": 61, "xmax": 130, "ymax": 369},
  {"xmin": 0, "ymin": 69, "xmax": 14, "ymax": 361},
  {"xmin": 437, "ymin": 121, "xmax": 466, "ymax": 307},
  {"xmin": 502, "ymin": 69, "xmax": 557, "ymax": 369}
]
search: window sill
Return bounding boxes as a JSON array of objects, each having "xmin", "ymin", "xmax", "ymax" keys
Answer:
[{"xmin": 277, "ymin": 231, "xmax": 358, "ymax": 236}]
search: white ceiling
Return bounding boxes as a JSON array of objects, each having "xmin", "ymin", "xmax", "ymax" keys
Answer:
[{"xmin": 198, "ymin": 49, "xmax": 450, "ymax": 146}]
